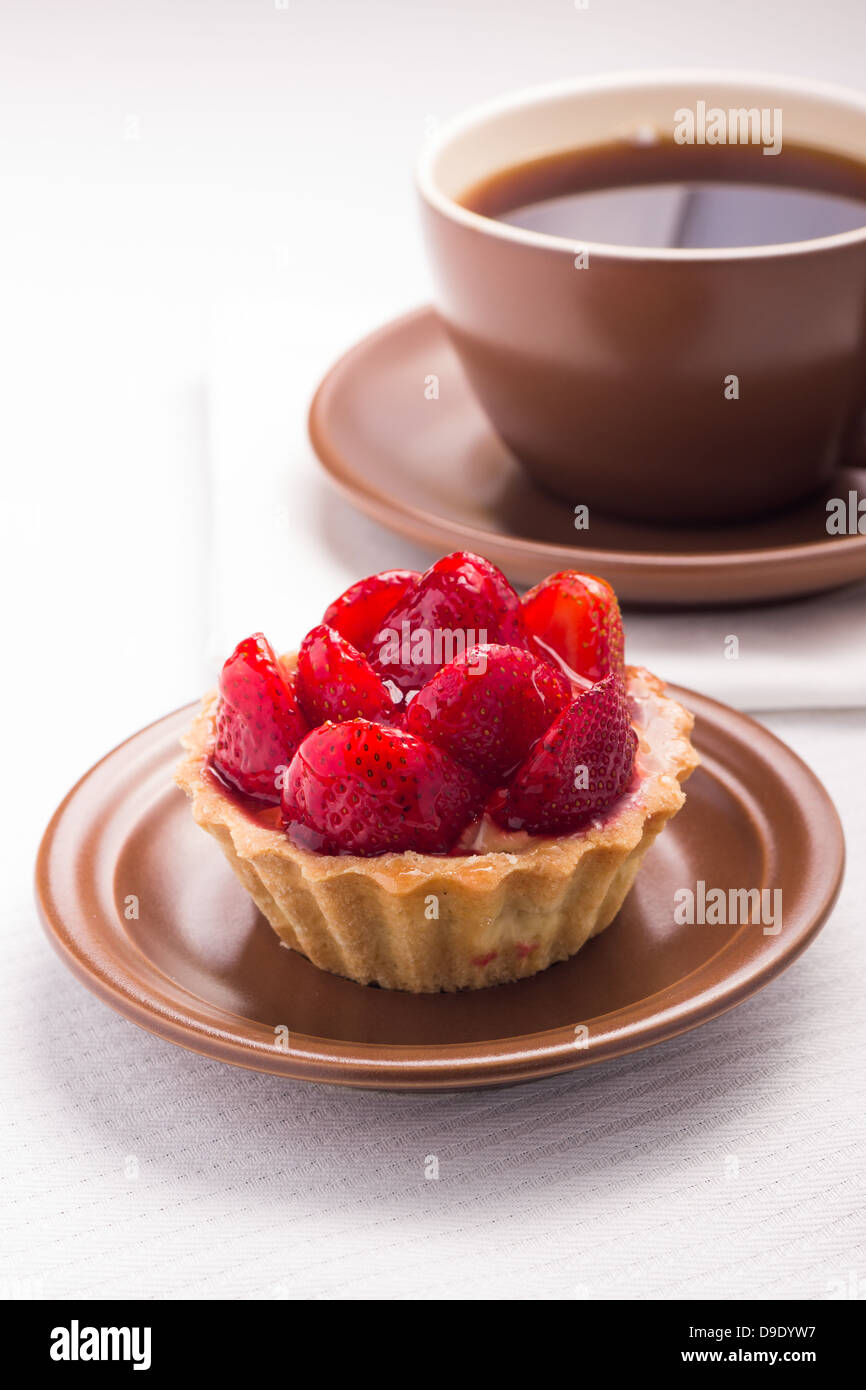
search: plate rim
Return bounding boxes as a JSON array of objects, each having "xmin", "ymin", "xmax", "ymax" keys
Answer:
[
  {"xmin": 35, "ymin": 691, "xmax": 845, "ymax": 1090},
  {"xmin": 308, "ymin": 304, "xmax": 866, "ymax": 594}
]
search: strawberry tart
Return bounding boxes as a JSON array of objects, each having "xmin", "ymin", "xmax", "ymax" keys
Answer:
[{"xmin": 176, "ymin": 553, "xmax": 698, "ymax": 992}]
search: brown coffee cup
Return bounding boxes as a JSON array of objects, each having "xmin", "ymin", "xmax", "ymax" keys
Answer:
[{"xmin": 418, "ymin": 72, "xmax": 866, "ymax": 525}]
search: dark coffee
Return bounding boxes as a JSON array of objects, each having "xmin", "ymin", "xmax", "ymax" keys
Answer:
[{"xmin": 459, "ymin": 139, "xmax": 866, "ymax": 249}]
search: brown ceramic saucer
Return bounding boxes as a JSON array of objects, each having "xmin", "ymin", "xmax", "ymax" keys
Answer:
[
  {"xmin": 308, "ymin": 307, "xmax": 866, "ymax": 606},
  {"xmin": 35, "ymin": 690, "xmax": 843, "ymax": 1091}
]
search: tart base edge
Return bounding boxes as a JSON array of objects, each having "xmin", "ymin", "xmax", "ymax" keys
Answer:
[{"xmin": 175, "ymin": 670, "xmax": 698, "ymax": 993}]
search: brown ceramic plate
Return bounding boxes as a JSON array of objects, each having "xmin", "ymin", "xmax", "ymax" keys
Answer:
[
  {"xmin": 35, "ymin": 689, "xmax": 843, "ymax": 1091},
  {"xmin": 309, "ymin": 306, "xmax": 866, "ymax": 606}
]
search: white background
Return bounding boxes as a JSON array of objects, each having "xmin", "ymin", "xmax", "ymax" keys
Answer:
[{"xmin": 1, "ymin": 0, "xmax": 865, "ymax": 1301}]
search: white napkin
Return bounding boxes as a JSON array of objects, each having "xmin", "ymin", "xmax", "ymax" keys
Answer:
[
  {"xmin": 626, "ymin": 583, "xmax": 866, "ymax": 710},
  {"xmin": 206, "ymin": 300, "xmax": 866, "ymax": 713}
]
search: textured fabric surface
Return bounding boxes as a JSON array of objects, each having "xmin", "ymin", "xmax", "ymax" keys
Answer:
[{"xmin": 4, "ymin": 711, "xmax": 863, "ymax": 1301}]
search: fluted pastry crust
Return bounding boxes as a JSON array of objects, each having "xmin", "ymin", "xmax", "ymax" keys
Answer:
[{"xmin": 175, "ymin": 665, "xmax": 698, "ymax": 992}]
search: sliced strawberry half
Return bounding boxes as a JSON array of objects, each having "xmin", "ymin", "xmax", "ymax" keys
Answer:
[
  {"xmin": 490, "ymin": 672, "xmax": 637, "ymax": 835},
  {"xmin": 522, "ymin": 570, "xmax": 625, "ymax": 683},
  {"xmin": 322, "ymin": 568, "xmax": 420, "ymax": 655},
  {"xmin": 405, "ymin": 643, "xmax": 570, "ymax": 783},
  {"xmin": 282, "ymin": 719, "xmax": 486, "ymax": 856},
  {"xmin": 370, "ymin": 550, "xmax": 527, "ymax": 692},
  {"xmin": 214, "ymin": 633, "xmax": 309, "ymax": 802},
  {"xmin": 296, "ymin": 624, "xmax": 397, "ymax": 726}
]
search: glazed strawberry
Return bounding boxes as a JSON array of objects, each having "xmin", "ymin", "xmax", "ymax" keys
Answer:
[
  {"xmin": 490, "ymin": 672, "xmax": 637, "ymax": 835},
  {"xmin": 282, "ymin": 719, "xmax": 486, "ymax": 856},
  {"xmin": 296, "ymin": 624, "xmax": 397, "ymax": 726},
  {"xmin": 405, "ymin": 643, "xmax": 570, "ymax": 783},
  {"xmin": 322, "ymin": 569, "xmax": 420, "ymax": 655},
  {"xmin": 370, "ymin": 551, "xmax": 526, "ymax": 692},
  {"xmin": 522, "ymin": 570, "xmax": 625, "ymax": 683},
  {"xmin": 214, "ymin": 634, "xmax": 308, "ymax": 802}
]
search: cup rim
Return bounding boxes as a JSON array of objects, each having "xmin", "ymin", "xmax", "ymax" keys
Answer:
[{"xmin": 417, "ymin": 68, "xmax": 866, "ymax": 261}]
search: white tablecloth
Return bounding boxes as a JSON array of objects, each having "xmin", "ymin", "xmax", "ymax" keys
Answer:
[
  {"xmin": 2, "ymin": 0, "xmax": 865, "ymax": 1303},
  {"xmin": 5, "ymin": 708, "xmax": 865, "ymax": 1301}
]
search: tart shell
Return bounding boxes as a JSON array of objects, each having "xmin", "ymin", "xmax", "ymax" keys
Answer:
[{"xmin": 175, "ymin": 666, "xmax": 698, "ymax": 993}]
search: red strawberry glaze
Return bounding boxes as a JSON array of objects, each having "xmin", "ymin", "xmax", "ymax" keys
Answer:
[
  {"xmin": 404, "ymin": 643, "xmax": 570, "ymax": 782},
  {"xmin": 370, "ymin": 551, "xmax": 527, "ymax": 693},
  {"xmin": 206, "ymin": 761, "xmax": 283, "ymax": 829},
  {"xmin": 281, "ymin": 719, "xmax": 487, "ymax": 857},
  {"xmin": 207, "ymin": 668, "xmax": 676, "ymax": 863},
  {"xmin": 490, "ymin": 672, "xmax": 637, "ymax": 836},
  {"xmin": 322, "ymin": 569, "xmax": 420, "ymax": 655},
  {"xmin": 454, "ymin": 669, "xmax": 674, "ymax": 854},
  {"xmin": 213, "ymin": 633, "xmax": 308, "ymax": 803},
  {"xmin": 522, "ymin": 571, "xmax": 625, "ymax": 683},
  {"xmin": 205, "ymin": 560, "xmax": 654, "ymax": 858},
  {"xmin": 296, "ymin": 624, "xmax": 398, "ymax": 726}
]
